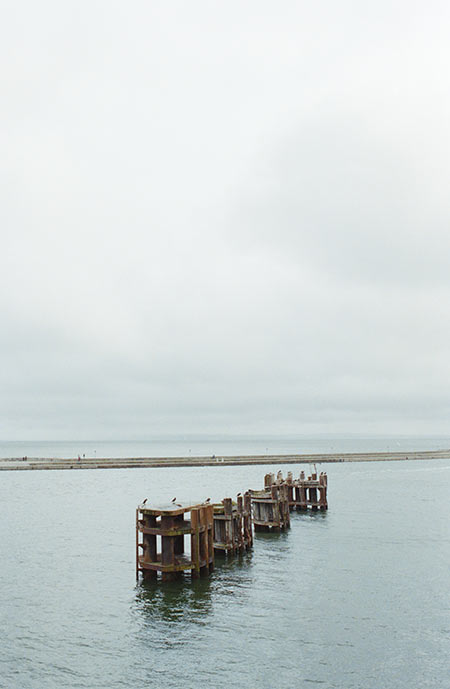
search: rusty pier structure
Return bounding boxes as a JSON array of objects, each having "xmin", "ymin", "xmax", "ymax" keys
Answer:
[
  {"xmin": 250, "ymin": 483, "xmax": 291, "ymax": 532},
  {"xmin": 136, "ymin": 467, "xmax": 329, "ymax": 583},
  {"xmin": 212, "ymin": 492, "xmax": 253, "ymax": 555},
  {"xmin": 264, "ymin": 469, "xmax": 328, "ymax": 511},
  {"xmin": 136, "ymin": 502, "xmax": 214, "ymax": 581}
]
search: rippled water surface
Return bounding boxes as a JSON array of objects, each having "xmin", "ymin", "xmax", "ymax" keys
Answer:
[{"xmin": 1, "ymin": 457, "xmax": 449, "ymax": 688}]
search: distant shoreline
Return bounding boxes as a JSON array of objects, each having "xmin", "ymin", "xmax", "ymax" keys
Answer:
[{"xmin": 1, "ymin": 449, "xmax": 450, "ymax": 470}]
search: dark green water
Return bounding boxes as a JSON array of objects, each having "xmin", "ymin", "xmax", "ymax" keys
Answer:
[{"xmin": 1, "ymin": 459, "xmax": 449, "ymax": 688}]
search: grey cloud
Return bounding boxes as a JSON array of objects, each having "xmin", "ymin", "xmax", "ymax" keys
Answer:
[
  {"xmin": 231, "ymin": 113, "xmax": 450, "ymax": 288},
  {"xmin": 2, "ymin": 1, "xmax": 450, "ymax": 439}
]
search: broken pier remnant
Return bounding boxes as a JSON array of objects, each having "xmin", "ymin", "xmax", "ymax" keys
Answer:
[
  {"xmin": 136, "ymin": 501, "xmax": 214, "ymax": 581},
  {"xmin": 213, "ymin": 492, "xmax": 253, "ymax": 554},
  {"xmin": 250, "ymin": 483, "xmax": 291, "ymax": 531},
  {"xmin": 264, "ymin": 470, "xmax": 328, "ymax": 511},
  {"xmin": 135, "ymin": 467, "xmax": 328, "ymax": 582}
]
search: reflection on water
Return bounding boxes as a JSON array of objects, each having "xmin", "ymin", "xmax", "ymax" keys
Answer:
[
  {"xmin": 291, "ymin": 510, "xmax": 329, "ymax": 524},
  {"xmin": 135, "ymin": 548, "xmax": 255, "ymax": 625},
  {"xmin": 136, "ymin": 576, "xmax": 213, "ymax": 625}
]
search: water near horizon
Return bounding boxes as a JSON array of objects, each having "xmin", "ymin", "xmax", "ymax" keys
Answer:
[
  {"xmin": 1, "ymin": 441, "xmax": 449, "ymax": 688},
  {"xmin": 1, "ymin": 434, "xmax": 450, "ymax": 459}
]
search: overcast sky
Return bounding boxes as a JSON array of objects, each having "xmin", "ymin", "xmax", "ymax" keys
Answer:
[{"xmin": 2, "ymin": 1, "xmax": 450, "ymax": 439}]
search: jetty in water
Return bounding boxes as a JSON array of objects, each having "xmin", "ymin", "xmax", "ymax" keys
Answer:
[
  {"xmin": 136, "ymin": 469, "xmax": 327, "ymax": 583},
  {"xmin": 136, "ymin": 493, "xmax": 254, "ymax": 581},
  {"xmin": 1, "ymin": 448, "xmax": 449, "ymax": 470}
]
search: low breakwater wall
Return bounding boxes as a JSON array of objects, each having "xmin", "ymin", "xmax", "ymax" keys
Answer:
[{"xmin": 1, "ymin": 449, "xmax": 450, "ymax": 471}]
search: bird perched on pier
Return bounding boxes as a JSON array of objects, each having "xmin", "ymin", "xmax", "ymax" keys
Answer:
[
  {"xmin": 237, "ymin": 492, "xmax": 242, "ymax": 497},
  {"xmin": 205, "ymin": 497, "xmax": 211, "ymax": 503},
  {"xmin": 171, "ymin": 497, "xmax": 177, "ymax": 503},
  {"xmin": 142, "ymin": 498, "xmax": 147, "ymax": 505}
]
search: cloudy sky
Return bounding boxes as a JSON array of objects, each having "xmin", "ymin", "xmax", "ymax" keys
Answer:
[{"xmin": 2, "ymin": 1, "xmax": 450, "ymax": 439}]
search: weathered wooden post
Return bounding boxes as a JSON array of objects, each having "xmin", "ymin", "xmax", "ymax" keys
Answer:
[
  {"xmin": 136, "ymin": 509, "xmax": 158, "ymax": 581},
  {"xmin": 237, "ymin": 494, "xmax": 244, "ymax": 551},
  {"xmin": 298, "ymin": 470, "xmax": 307, "ymax": 510},
  {"xmin": 278, "ymin": 484, "xmax": 290, "ymax": 529},
  {"xmin": 309, "ymin": 471, "xmax": 318, "ymax": 511},
  {"xmin": 286, "ymin": 471, "xmax": 295, "ymax": 510},
  {"xmin": 270, "ymin": 485, "xmax": 280, "ymax": 527},
  {"xmin": 190, "ymin": 507, "xmax": 201, "ymax": 577},
  {"xmin": 224, "ymin": 497, "xmax": 234, "ymax": 552},
  {"xmin": 318, "ymin": 472, "xmax": 328, "ymax": 510},
  {"xmin": 264, "ymin": 473, "xmax": 275, "ymax": 488},
  {"xmin": 160, "ymin": 512, "xmax": 177, "ymax": 581},
  {"xmin": 243, "ymin": 491, "xmax": 253, "ymax": 548},
  {"xmin": 213, "ymin": 494, "xmax": 253, "ymax": 555},
  {"xmin": 199, "ymin": 504, "xmax": 213, "ymax": 576}
]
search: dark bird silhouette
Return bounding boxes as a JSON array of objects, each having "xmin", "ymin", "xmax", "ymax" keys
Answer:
[
  {"xmin": 171, "ymin": 497, "xmax": 177, "ymax": 503},
  {"xmin": 142, "ymin": 498, "xmax": 147, "ymax": 505},
  {"xmin": 176, "ymin": 503, "xmax": 182, "ymax": 507},
  {"xmin": 237, "ymin": 493, "xmax": 242, "ymax": 497},
  {"xmin": 205, "ymin": 497, "xmax": 211, "ymax": 503}
]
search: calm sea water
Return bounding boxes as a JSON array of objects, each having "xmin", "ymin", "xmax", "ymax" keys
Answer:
[
  {"xmin": 1, "ymin": 434, "xmax": 450, "ymax": 458},
  {"xmin": 1, "ymin": 442, "xmax": 449, "ymax": 688}
]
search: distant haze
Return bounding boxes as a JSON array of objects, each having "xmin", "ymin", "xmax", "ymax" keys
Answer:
[{"xmin": 2, "ymin": 1, "xmax": 450, "ymax": 439}]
